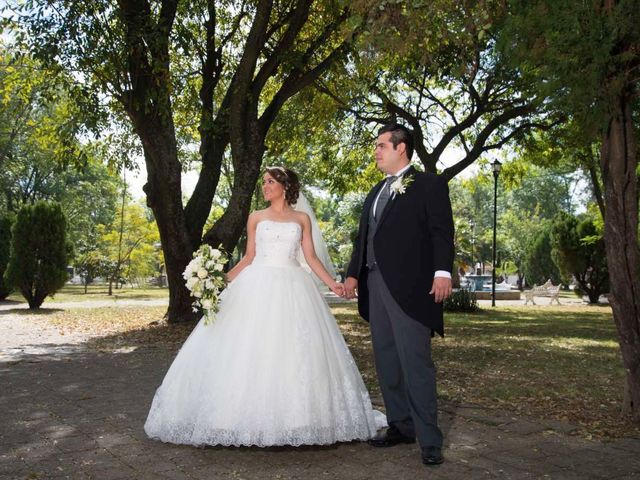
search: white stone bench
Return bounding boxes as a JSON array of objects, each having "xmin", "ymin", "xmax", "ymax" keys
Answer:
[{"xmin": 524, "ymin": 280, "xmax": 561, "ymax": 305}]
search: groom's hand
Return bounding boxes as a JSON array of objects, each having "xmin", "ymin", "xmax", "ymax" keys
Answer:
[
  {"xmin": 430, "ymin": 277, "xmax": 452, "ymax": 303},
  {"xmin": 344, "ymin": 277, "xmax": 358, "ymax": 299}
]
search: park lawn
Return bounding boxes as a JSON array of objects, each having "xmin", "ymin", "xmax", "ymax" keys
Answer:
[
  {"xmin": 5, "ymin": 284, "xmax": 169, "ymax": 303},
  {"xmin": 335, "ymin": 304, "xmax": 634, "ymax": 440},
  {"xmin": 35, "ymin": 302, "xmax": 638, "ymax": 439}
]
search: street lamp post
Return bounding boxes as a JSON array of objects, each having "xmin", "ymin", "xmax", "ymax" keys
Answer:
[
  {"xmin": 491, "ymin": 159, "xmax": 502, "ymax": 307},
  {"xmin": 470, "ymin": 221, "xmax": 475, "ymax": 272}
]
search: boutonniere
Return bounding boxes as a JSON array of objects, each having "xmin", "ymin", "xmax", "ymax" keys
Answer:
[{"xmin": 390, "ymin": 175, "xmax": 414, "ymax": 196}]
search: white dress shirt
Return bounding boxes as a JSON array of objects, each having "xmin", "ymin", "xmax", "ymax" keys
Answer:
[{"xmin": 372, "ymin": 164, "xmax": 451, "ymax": 280}]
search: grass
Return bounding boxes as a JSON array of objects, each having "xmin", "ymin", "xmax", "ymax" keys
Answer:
[
  {"xmin": 339, "ymin": 303, "xmax": 636, "ymax": 439},
  {"xmin": 438, "ymin": 306, "xmax": 628, "ymax": 436},
  {"xmin": 17, "ymin": 301, "xmax": 639, "ymax": 440},
  {"xmin": 5, "ymin": 284, "xmax": 169, "ymax": 303}
]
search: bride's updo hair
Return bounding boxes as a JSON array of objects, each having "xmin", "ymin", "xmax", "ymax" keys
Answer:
[{"xmin": 265, "ymin": 166, "xmax": 300, "ymax": 205}]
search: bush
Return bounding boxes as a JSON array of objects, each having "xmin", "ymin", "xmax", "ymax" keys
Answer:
[
  {"xmin": 76, "ymin": 251, "xmax": 108, "ymax": 293},
  {"xmin": 444, "ymin": 288, "xmax": 480, "ymax": 313},
  {"xmin": 0, "ymin": 213, "xmax": 15, "ymax": 300},
  {"xmin": 5, "ymin": 202, "xmax": 69, "ymax": 309},
  {"xmin": 524, "ymin": 227, "xmax": 562, "ymax": 286},
  {"xmin": 550, "ymin": 212, "xmax": 608, "ymax": 304}
]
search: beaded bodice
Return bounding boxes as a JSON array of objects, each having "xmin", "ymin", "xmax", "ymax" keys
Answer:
[{"xmin": 253, "ymin": 220, "xmax": 302, "ymax": 266}]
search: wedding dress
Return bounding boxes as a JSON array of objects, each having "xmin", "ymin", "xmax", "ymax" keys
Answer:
[{"xmin": 144, "ymin": 219, "xmax": 386, "ymax": 447}]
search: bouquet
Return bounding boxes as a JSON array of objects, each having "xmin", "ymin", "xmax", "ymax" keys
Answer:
[{"xmin": 182, "ymin": 244, "xmax": 229, "ymax": 325}]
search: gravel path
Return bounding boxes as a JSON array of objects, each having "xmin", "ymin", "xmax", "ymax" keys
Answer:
[{"xmin": 1, "ymin": 298, "xmax": 638, "ymax": 479}]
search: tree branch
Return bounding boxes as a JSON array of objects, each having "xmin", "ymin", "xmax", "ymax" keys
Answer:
[
  {"xmin": 259, "ymin": 39, "xmax": 350, "ymax": 134},
  {"xmin": 441, "ymin": 110, "xmax": 551, "ymax": 180},
  {"xmin": 314, "ymin": 83, "xmax": 389, "ymax": 124},
  {"xmin": 370, "ymin": 85, "xmax": 436, "ymax": 169},
  {"xmin": 231, "ymin": 0, "xmax": 274, "ymax": 109},
  {"xmin": 251, "ymin": 0, "xmax": 312, "ymax": 99}
]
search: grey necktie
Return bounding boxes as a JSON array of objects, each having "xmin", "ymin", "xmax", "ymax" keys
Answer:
[{"xmin": 375, "ymin": 176, "xmax": 396, "ymax": 220}]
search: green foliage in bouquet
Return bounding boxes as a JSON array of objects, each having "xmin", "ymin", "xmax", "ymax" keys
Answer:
[{"xmin": 183, "ymin": 244, "xmax": 229, "ymax": 324}]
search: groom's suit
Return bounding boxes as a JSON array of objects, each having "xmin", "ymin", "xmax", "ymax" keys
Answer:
[{"xmin": 347, "ymin": 165, "xmax": 454, "ymax": 448}]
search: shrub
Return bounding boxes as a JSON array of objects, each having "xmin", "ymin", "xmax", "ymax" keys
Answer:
[
  {"xmin": 444, "ymin": 288, "xmax": 480, "ymax": 313},
  {"xmin": 5, "ymin": 202, "xmax": 68, "ymax": 309},
  {"xmin": 524, "ymin": 227, "xmax": 562, "ymax": 286},
  {"xmin": 550, "ymin": 212, "xmax": 608, "ymax": 303},
  {"xmin": 0, "ymin": 213, "xmax": 15, "ymax": 299}
]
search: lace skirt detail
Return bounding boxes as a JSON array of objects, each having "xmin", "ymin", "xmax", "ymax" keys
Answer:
[{"xmin": 144, "ymin": 263, "xmax": 386, "ymax": 447}]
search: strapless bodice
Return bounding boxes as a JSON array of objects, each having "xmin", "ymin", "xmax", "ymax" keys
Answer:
[{"xmin": 252, "ymin": 220, "xmax": 302, "ymax": 267}]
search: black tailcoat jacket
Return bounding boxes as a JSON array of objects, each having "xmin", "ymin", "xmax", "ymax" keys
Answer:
[{"xmin": 346, "ymin": 166, "xmax": 455, "ymax": 336}]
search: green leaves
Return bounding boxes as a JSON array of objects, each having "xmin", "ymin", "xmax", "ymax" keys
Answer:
[
  {"xmin": 450, "ymin": 163, "xmax": 576, "ymax": 285},
  {"xmin": 5, "ymin": 201, "xmax": 69, "ymax": 308},
  {"xmin": 524, "ymin": 226, "xmax": 562, "ymax": 286},
  {"xmin": 95, "ymin": 201, "xmax": 162, "ymax": 286},
  {"xmin": 314, "ymin": 0, "xmax": 553, "ymax": 179},
  {"xmin": 499, "ymin": 0, "xmax": 640, "ymax": 136},
  {"xmin": 550, "ymin": 211, "xmax": 609, "ymax": 303},
  {"xmin": 0, "ymin": 213, "xmax": 15, "ymax": 299}
]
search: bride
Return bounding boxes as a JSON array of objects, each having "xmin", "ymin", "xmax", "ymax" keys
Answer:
[{"xmin": 144, "ymin": 166, "xmax": 385, "ymax": 447}]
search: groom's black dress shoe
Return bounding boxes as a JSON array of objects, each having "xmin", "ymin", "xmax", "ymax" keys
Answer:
[
  {"xmin": 421, "ymin": 446, "xmax": 444, "ymax": 465},
  {"xmin": 367, "ymin": 426, "xmax": 416, "ymax": 447}
]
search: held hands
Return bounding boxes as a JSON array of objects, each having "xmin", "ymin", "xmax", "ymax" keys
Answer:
[
  {"xmin": 338, "ymin": 276, "xmax": 451, "ymax": 302},
  {"xmin": 330, "ymin": 281, "xmax": 345, "ymax": 297},
  {"xmin": 343, "ymin": 277, "xmax": 358, "ymax": 300},
  {"xmin": 430, "ymin": 277, "xmax": 452, "ymax": 303}
]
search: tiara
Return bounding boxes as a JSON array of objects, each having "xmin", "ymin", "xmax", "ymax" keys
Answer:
[{"xmin": 266, "ymin": 165, "xmax": 288, "ymax": 177}]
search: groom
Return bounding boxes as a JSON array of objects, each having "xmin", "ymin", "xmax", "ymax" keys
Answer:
[{"xmin": 344, "ymin": 123, "xmax": 454, "ymax": 466}]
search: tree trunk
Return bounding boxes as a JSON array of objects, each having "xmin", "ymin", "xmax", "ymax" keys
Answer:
[
  {"xmin": 24, "ymin": 284, "xmax": 45, "ymax": 309},
  {"xmin": 163, "ymin": 247, "xmax": 199, "ymax": 323},
  {"xmin": 586, "ymin": 155, "xmax": 606, "ymax": 220},
  {"xmin": 139, "ymin": 139, "xmax": 196, "ymax": 324},
  {"xmin": 452, "ymin": 266, "xmax": 460, "ymax": 289},
  {"xmin": 203, "ymin": 146, "xmax": 264, "ymax": 253},
  {"xmin": 26, "ymin": 296, "xmax": 40, "ymax": 309},
  {"xmin": 126, "ymin": 105, "xmax": 196, "ymax": 323},
  {"xmin": 600, "ymin": 92, "xmax": 640, "ymax": 421},
  {"xmin": 111, "ymin": 0, "xmax": 345, "ymax": 324}
]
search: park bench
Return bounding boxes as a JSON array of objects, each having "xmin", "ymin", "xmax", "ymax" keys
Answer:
[{"xmin": 523, "ymin": 280, "xmax": 561, "ymax": 305}]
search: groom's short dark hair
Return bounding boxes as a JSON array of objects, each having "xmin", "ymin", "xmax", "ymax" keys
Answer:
[{"xmin": 378, "ymin": 123, "xmax": 414, "ymax": 160}]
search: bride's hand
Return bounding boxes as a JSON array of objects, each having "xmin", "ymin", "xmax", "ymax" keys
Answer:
[{"xmin": 330, "ymin": 282, "xmax": 345, "ymax": 297}]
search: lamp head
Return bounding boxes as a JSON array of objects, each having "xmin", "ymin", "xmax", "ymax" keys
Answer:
[{"xmin": 491, "ymin": 159, "xmax": 502, "ymax": 177}]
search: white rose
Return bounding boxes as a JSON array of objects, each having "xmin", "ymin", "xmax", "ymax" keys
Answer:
[
  {"xmin": 206, "ymin": 260, "xmax": 215, "ymax": 268},
  {"xmin": 183, "ymin": 261, "xmax": 195, "ymax": 277},
  {"xmin": 193, "ymin": 289, "xmax": 202, "ymax": 298},
  {"xmin": 205, "ymin": 279, "xmax": 214, "ymax": 290},
  {"xmin": 214, "ymin": 263, "xmax": 224, "ymax": 271},
  {"xmin": 201, "ymin": 299, "xmax": 213, "ymax": 309},
  {"xmin": 186, "ymin": 276, "xmax": 199, "ymax": 290},
  {"xmin": 197, "ymin": 268, "xmax": 208, "ymax": 279},
  {"xmin": 390, "ymin": 177, "xmax": 405, "ymax": 194},
  {"xmin": 211, "ymin": 249, "xmax": 221, "ymax": 259}
]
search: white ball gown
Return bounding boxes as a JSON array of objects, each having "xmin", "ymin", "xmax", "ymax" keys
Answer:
[{"xmin": 144, "ymin": 220, "xmax": 386, "ymax": 447}]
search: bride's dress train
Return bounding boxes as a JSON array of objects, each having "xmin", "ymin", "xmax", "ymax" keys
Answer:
[{"xmin": 144, "ymin": 220, "xmax": 386, "ymax": 447}]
